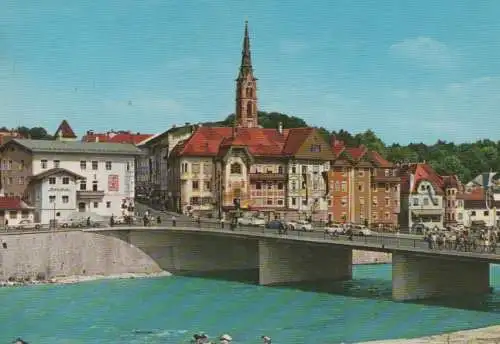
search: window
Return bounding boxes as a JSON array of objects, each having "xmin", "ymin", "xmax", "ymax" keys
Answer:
[
  {"xmin": 458, "ymin": 213, "xmax": 463, "ymax": 220},
  {"xmin": 471, "ymin": 211, "xmax": 476, "ymax": 216},
  {"xmin": 80, "ymin": 180, "xmax": 86, "ymax": 191},
  {"xmin": 192, "ymin": 163, "xmax": 200, "ymax": 173},
  {"xmin": 192, "ymin": 181, "xmax": 199, "ymax": 190},
  {"xmin": 360, "ymin": 197, "xmax": 365, "ymax": 205},
  {"xmin": 106, "ymin": 201, "xmax": 111, "ymax": 208},
  {"xmin": 413, "ymin": 198, "xmax": 419, "ymax": 206},
  {"xmin": 328, "ymin": 198, "xmax": 332, "ymax": 206},
  {"xmin": 7, "ymin": 177, "xmax": 12, "ymax": 185},
  {"xmin": 256, "ymin": 182, "xmax": 262, "ymax": 190},
  {"xmin": 302, "ymin": 166, "xmax": 307, "ymax": 174},
  {"xmin": 423, "ymin": 198, "xmax": 429, "ymax": 206},
  {"xmin": 384, "ymin": 212, "xmax": 390, "ymax": 220},
  {"xmin": 385, "ymin": 197, "xmax": 390, "ymax": 206},
  {"xmin": 267, "ymin": 199, "xmax": 273, "ymax": 205},
  {"xmin": 53, "ymin": 160, "xmax": 60, "ymax": 168},
  {"xmin": 92, "ymin": 161, "xmax": 98, "ymax": 170},
  {"xmin": 62, "ymin": 196, "xmax": 69, "ymax": 204},
  {"xmin": 267, "ymin": 183, "xmax": 272, "ymax": 190},
  {"xmin": 49, "ymin": 177, "xmax": 56, "ymax": 185},
  {"xmin": 358, "ymin": 169, "xmax": 364, "ymax": 177},
  {"xmin": 277, "ymin": 199, "xmax": 284, "ymax": 205},
  {"xmin": 246, "ymin": 102, "xmax": 253, "ymax": 117},
  {"xmin": 92, "ymin": 181, "xmax": 98, "ymax": 191},
  {"xmin": 21, "ymin": 210, "xmax": 29, "ymax": 219},
  {"xmin": 291, "ymin": 166, "xmax": 297, "ymax": 174},
  {"xmin": 18, "ymin": 177, "xmax": 24, "ymax": 185},
  {"xmin": 384, "ymin": 169, "xmax": 390, "ymax": 176},
  {"xmin": 278, "ymin": 183, "xmax": 284, "ymax": 190},
  {"xmin": 385, "ymin": 184, "xmax": 390, "ymax": 192},
  {"xmin": 19, "ymin": 160, "xmax": 25, "ymax": 170},
  {"xmin": 62, "ymin": 177, "xmax": 69, "ymax": 185},
  {"xmin": 291, "ymin": 181, "xmax": 297, "ymax": 190},
  {"xmin": 9, "ymin": 211, "xmax": 17, "ymax": 219},
  {"xmin": 204, "ymin": 181, "xmax": 211, "ymax": 191},
  {"xmin": 372, "ymin": 196, "xmax": 377, "ymax": 205},
  {"xmin": 190, "ymin": 197, "xmax": 200, "ymax": 205},
  {"xmin": 310, "ymin": 144, "xmax": 321, "ymax": 153},
  {"xmin": 358, "ymin": 183, "xmax": 364, "ymax": 192},
  {"xmin": 484, "ymin": 211, "xmax": 489, "ymax": 216},
  {"xmin": 341, "ymin": 197, "xmax": 347, "ymax": 207},
  {"xmin": 105, "ymin": 161, "xmax": 112, "ymax": 170},
  {"xmin": 93, "ymin": 202, "xmax": 99, "ymax": 208},
  {"xmin": 230, "ymin": 163, "xmax": 242, "ymax": 174},
  {"xmin": 334, "ymin": 181, "xmax": 340, "ymax": 191},
  {"xmin": 41, "ymin": 160, "xmax": 48, "ymax": 169},
  {"xmin": 341, "ymin": 181, "xmax": 347, "ymax": 192},
  {"xmin": 80, "ymin": 161, "xmax": 87, "ymax": 170},
  {"xmin": 278, "ymin": 166, "xmax": 284, "ymax": 174},
  {"xmin": 292, "ymin": 197, "xmax": 297, "ymax": 205},
  {"xmin": 302, "ymin": 199, "xmax": 307, "ymax": 205},
  {"xmin": 49, "ymin": 195, "xmax": 56, "ymax": 203}
]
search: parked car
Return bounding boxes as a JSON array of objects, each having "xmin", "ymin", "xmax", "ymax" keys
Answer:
[
  {"xmin": 351, "ymin": 225, "xmax": 372, "ymax": 236},
  {"xmin": 324, "ymin": 224, "xmax": 344, "ymax": 236},
  {"xmin": 289, "ymin": 220, "xmax": 313, "ymax": 232},
  {"xmin": 16, "ymin": 220, "xmax": 41, "ymax": 230},
  {"xmin": 266, "ymin": 220, "xmax": 288, "ymax": 233},
  {"xmin": 60, "ymin": 218, "xmax": 85, "ymax": 228},
  {"xmin": 238, "ymin": 217, "xmax": 266, "ymax": 227}
]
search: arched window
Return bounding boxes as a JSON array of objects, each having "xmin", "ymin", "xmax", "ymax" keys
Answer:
[
  {"xmin": 246, "ymin": 87, "xmax": 253, "ymax": 98},
  {"xmin": 246, "ymin": 102, "xmax": 253, "ymax": 118},
  {"xmin": 230, "ymin": 163, "xmax": 242, "ymax": 174}
]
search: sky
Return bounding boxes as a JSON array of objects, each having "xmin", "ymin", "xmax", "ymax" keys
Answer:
[{"xmin": 1, "ymin": 0, "xmax": 500, "ymax": 144}]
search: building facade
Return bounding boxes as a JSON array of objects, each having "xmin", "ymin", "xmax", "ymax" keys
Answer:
[
  {"xmin": 0, "ymin": 196, "xmax": 34, "ymax": 227},
  {"xmin": 0, "ymin": 139, "xmax": 141, "ymax": 223}
]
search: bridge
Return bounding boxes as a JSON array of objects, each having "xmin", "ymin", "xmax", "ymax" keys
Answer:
[{"xmin": 85, "ymin": 221, "xmax": 500, "ymax": 301}]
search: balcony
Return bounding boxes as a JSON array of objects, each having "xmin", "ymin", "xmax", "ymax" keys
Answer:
[
  {"xmin": 372, "ymin": 174, "xmax": 400, "ymax": 183},
  {"xmin": 77, "ymin": 190, "xmax": 105, "ymax": 200},
  {"xmin": 249, "ymin": 173, "xmax": 287, "ymax": 181}
]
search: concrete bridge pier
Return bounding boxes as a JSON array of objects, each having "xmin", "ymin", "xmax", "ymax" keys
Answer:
[
  {"xmin": 258, "ymin": 239, "xmax": 352, "ymax": 285},
  {"xmin": 392, "ymin": 253, "xmax": 491, "ymax": 301}
]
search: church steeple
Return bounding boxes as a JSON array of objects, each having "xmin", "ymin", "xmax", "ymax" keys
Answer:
[{"xmin": 235, "ymin": 21, "xmax": 258, "ymax": 128}]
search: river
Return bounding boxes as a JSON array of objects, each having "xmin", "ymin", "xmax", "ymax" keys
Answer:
[{"xmin": 1, "ymin": 264, "xmax": 499, "ymax": 343}]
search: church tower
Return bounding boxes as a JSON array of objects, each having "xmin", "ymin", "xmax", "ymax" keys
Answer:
[{"xmin": 235, "ymin": 21, "xmax": 258, "ymax": 128}]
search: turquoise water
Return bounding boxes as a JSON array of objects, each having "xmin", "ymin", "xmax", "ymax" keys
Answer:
[{"xmin": 1, "ymin": 264, "xmax": 500, "ymax": 344}]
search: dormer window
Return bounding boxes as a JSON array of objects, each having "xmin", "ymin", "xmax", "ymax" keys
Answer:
[
  {"xmin": 230, "ymin": 163, "xmax": 242, "ymax": 174},
  {"xmin": 310, "ymin": 144, "xmax": 321, "ymax": 153}
]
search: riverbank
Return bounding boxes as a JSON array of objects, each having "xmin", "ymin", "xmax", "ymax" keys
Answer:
[
  {"xmin": 362, "ymin": 324, "xmax": 500, "ymax": 343},
  {"xmin": 0, "ymin": 271, "xmax": 172, "ymax": 287}
]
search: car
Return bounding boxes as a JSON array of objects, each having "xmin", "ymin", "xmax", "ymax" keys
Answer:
[
  {"xmin": 238, "ymin": 217, "xmax": 266, "ymax": 227},
  {"xmin": 289, "ymin": 220, "xmax": 313, "ymax": 232},
  {"xmin": 16, "ymin": 220, "xmax": 41, "ymax": 230},
  {"xmin": 266, "ymin": 220, "xmax": 288, "ymax": 233},
  {"xmin": 351, "ymin": 225, "xmax": 372, "ymax": 236},
  {"xmin": 324, "ymin": 224, "xmax": 344, "ymax": 236},
  {"xmin": 59, "ymin": 218, "xmax": 85, "ymax": 228}
]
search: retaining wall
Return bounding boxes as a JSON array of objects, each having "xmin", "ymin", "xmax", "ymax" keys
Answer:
[{"xmin": 0, "ymin": 230, "xmax": 392, "ymax": 281}]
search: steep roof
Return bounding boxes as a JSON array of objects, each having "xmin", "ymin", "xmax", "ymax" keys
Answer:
[
  {"xmin": 400, "ymin": 163, "xmax": 444, "ymax": 194},
  {"xmin": 5, "ymin": 139, "xmax": 143, "ymax": 156},
  {"xmin": 175, "ymin": 127, "xmax": 233, "ymax": 157},
  {"xmin": 0, "ymin": 197, "xmax": 31, "ymax": 210},
  {"xmin": 82, "ymin": 132, "xmax": 154, "ymax": 145},
  {"xmin": 54, "ymin": 120, "xmax": 77, "ymax": 139},
  {"xmin": 30, "ymin": 168, "xmax": 85, "ymax": 181},
  {"xmin": 223, "ymin": 128, "xmax": 291, "ymax": 157},
  {"xmin": 281, "ymin": 128, "xmax": 313, "ymax": 155}
]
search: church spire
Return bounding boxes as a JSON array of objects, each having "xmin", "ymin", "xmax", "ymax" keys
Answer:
[
  {"xmin": 235, "ymin": 21, "xmax": 258, "ymax": 128},
  {"xmin": 239, "ymin": 20, "xmax": 252, "ymax": 77}
]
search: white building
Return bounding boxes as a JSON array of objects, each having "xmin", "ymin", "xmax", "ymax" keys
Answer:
[
  {"xmin": 456, "ymin": 189, "xmax": 500, "ymax": 227},
  {"xmin": 407, "ymin": 179, "xmax": 444, "ymax": 231},
  {"xmin": 27, "ymin": 168, "xmax": 83, "ymax": 224},
  {"xmin": 5, "ymin": 139, "xmax": 141, "ymax": 224}
]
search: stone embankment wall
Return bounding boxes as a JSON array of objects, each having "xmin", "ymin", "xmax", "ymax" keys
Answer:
[{"xmin": 0, "ymin": 231, "xmax": 392, "ymax": 281}]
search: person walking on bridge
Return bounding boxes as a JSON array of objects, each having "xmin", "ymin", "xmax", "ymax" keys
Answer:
[{"xmin": 172, "ymin": 215, "xmax": 177, "ymax": 227}]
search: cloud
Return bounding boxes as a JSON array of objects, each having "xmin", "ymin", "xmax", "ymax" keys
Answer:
[
  {"xmin": 279, "ymin": 40, "xmax": 308, "ymax": 55},
  {"xmin": 389, "ymin": 37, "xmax": 459, "ymax": 69}
]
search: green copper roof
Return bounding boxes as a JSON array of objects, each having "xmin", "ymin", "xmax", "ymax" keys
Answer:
[{"xmin": 11, "ymin": 139, "xmax": 143, "ymax": 156}]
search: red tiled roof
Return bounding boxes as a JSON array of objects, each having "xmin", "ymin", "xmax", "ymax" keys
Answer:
[
  {"xmin": 400, "ymin": 163, "xmax": 445, "ymax": 195},
  {"xmin": 368, "ymin": 151, "xmax": 393, "ymax": 168},
  {"xmin": 82, "ymin": 132, "xmax": 154, "ymax": 145},
  {"xmin": 176, "ymin": 127, "xmax": 233, "ymax": 157},
  {"xmin": 55, "ymin": 120, "xmax": 77, "ymax": 139},
  {"xmin": 345, "ymin": 146, "xmax": 368, "ymax": 160},
  {"xmin": 281, "ymin": 128, "xmax": 313, "ymax": 155},
  {"xmin": 459, "ymin": 188, "xmax": 485, "ymax": 201},
  {"xmin": 0, "ymin": 197, "xmax": 28, "ymax": 210}
]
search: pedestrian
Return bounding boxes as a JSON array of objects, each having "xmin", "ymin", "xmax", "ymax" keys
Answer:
[
  {"xmin": 196, "ymin": 216, "xmax": 201, "ymax": 227},
  {"xmin": 172, "ymin": 215, "xmax": 177, "ymax": 227},
  {"xmin": 220, "ymin": 218, "xmax": 225, "ymax": 229},
  {"xmin": 110, "ymin": 215, "xmax": 115, "ymax": 227},
  {"xmin": 156, "ymin": 215, "xmax": 161, "ymax": 225},
  {"xmin": 86, "ymin": 217, "xmax": 91, "ymax": 227},
  {"xmin": 143, "ymin": 214, "xmax": 148, "ymax": 226}
]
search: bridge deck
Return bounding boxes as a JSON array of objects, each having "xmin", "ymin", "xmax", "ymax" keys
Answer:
[{"xmin": 84, "ymin": 224, "xmax": 500, "ymax": 264}]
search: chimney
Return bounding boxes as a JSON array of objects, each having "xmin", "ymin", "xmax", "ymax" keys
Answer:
[{"xmin": 278, "ymin": 122, "xmax": 283, "ymax": 134}]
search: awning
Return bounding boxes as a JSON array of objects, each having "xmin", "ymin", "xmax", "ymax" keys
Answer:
[{"xmin": 412, "ymin": 209, "xmax": 443, "ymax": 216}]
